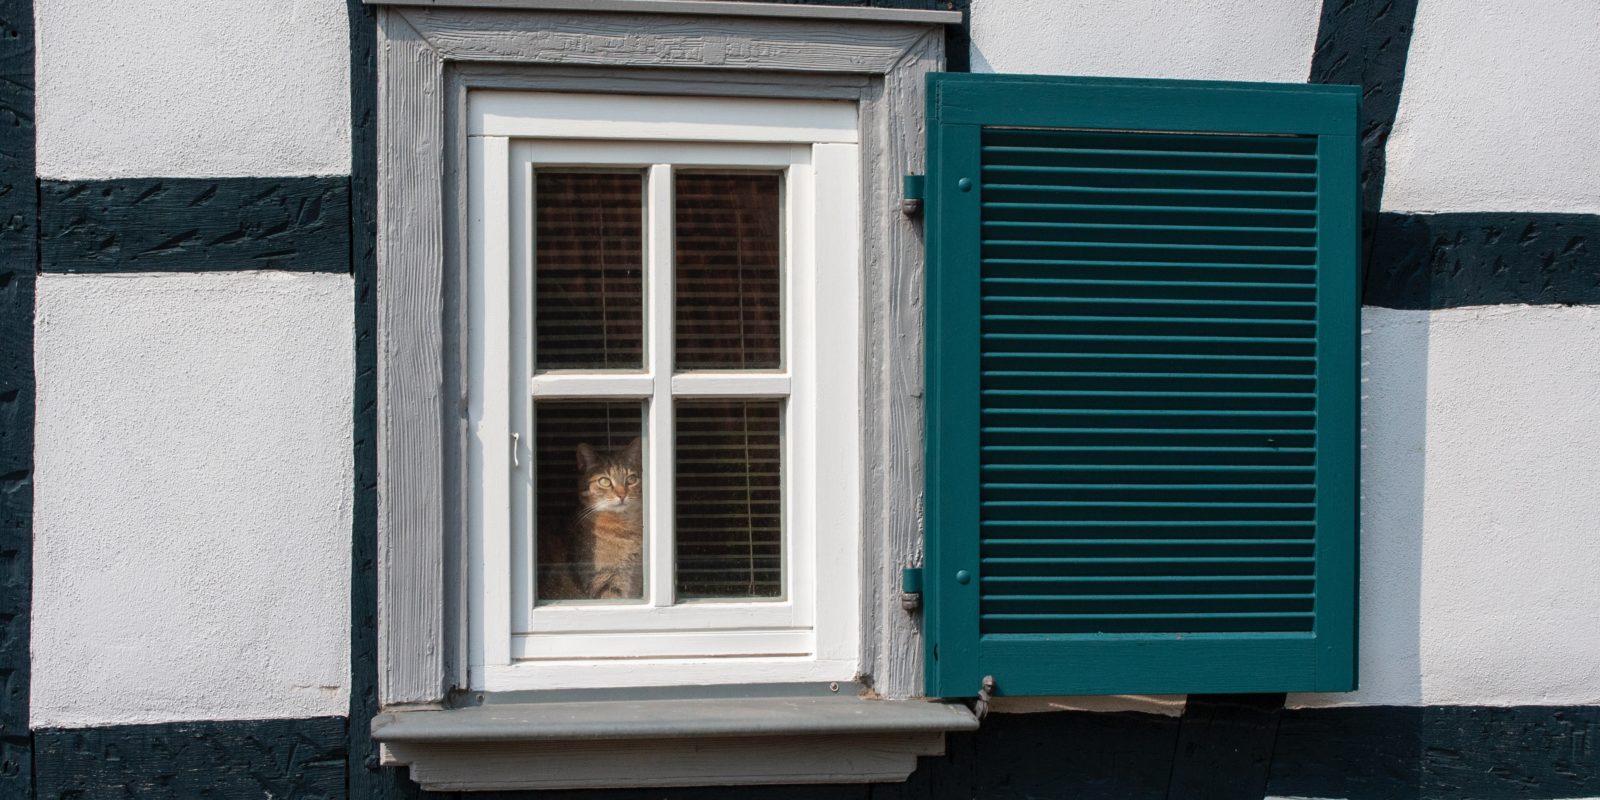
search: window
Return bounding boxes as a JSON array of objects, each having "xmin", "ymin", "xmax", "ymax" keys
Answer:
[
  {"xmin": 370, "ymin": 4, "xmax": 964, "ymax": 790},
  {"xmin": 468, "ymin": 93, "xmax": 862, "ymax": 690}
]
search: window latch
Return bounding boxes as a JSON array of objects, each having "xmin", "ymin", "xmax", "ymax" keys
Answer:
[
  {"xmin": 900, "ymin": 566, "xmax": 923, "ymax": 612},
  {"xmin": 511, "ymin": 432, "xmax": 520, "ymax": 467},
  {"xmin": 901, "ymin": 174, "xmax": 925, "ymax": 217}
]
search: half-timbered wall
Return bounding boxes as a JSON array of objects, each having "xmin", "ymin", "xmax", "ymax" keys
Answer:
[{"xmin": 7, "ymin": 1, "xmax": 1596, "ymax": 798}]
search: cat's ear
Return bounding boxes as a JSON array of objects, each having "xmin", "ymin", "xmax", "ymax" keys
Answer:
[
  {"xmin": 575, "ymin": 443, "xmax": 598, "ymax": 472},
  {"xmin": 622, "ymin": 437, "xmax": 643, "ymax": 466}
]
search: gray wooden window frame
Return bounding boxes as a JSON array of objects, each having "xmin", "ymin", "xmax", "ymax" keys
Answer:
[{"xmin": 372, "ymin": 0, "xmax": 954, "ymax": 712}]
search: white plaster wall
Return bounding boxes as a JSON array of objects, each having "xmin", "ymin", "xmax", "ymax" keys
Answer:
[
  {"xmin": 32, "ymin": 271, "xmax": 354, "ymax": 728},
  {"xmin": 1291, "ymin": 305, "xmax": 1600, "ymax": 708},
  {"xmin": 1382, "ymin": 0, "xmax": 1600, "ymax": 213},
  {"xmin": 969, "ymin": 0, "xmax": 1321, "ymax": 82},
  {"xmin": 36, "ymin": 0, "xmax": 351, "ymax": 179}
]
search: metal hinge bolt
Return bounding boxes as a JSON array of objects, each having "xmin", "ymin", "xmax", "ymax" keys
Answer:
[
  {"xmin": 974, "ymin": 675, "xmax": 996, "ymax": 720},
  {"xmin": 900, "ymin": 566, "xmax": 924, "ymax": 612},
  {"xmin": 901, "ymin": 174, "xmax": 925, "ymax": 216}
]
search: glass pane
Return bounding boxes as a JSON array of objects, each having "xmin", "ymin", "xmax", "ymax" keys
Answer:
[
  {"xmin": 535, "ymin": 401, "xmax": 645, "ymax": 603},
  {"xmin": 535, "ymin": 171, "xmax": 644, "ymax": 370},
  {"xmin": 674, "ymin": 400, "xmax": 782, "ymax": 599},
  {"xmin": 674, "ymin": 173, "xmax": 782, "ymax": 371}
]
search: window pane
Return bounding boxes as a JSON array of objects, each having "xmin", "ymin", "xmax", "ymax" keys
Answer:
[
  {"xmin": 535, "ymin": 401, "xmax": 645, "ymax": 603},
  {"xmin": 535, "ymin": 171, "xmax": 644, "ymax": 370},
  {"xmin": 675, "ymin": 400, "xmax": 782, "ymax": 599},
  {"xmin": 674, "ymin": 173, "xmax": 782, "ymax": 371}
]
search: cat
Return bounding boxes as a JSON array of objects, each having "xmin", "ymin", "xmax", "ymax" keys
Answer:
[{"xmin": 537, "ymin": 437, "xmax": 645, "ymax": 601}]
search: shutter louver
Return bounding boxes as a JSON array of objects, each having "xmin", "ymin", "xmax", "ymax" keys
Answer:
[{"xmin": 925, "ymin": 75, "xmax": 1359, "ymax": 697}]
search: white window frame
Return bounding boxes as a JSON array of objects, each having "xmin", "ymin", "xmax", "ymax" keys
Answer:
[{"xmin": 466, "ymin": 92, "xmax": 863, "ymax": 691}]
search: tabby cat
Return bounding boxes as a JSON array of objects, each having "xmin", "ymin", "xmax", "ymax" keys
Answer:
[{"xmin": 537, "ymin": 437, "xmax": 645, "ymax": 601}]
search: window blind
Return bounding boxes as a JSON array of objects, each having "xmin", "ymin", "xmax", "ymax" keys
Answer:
[
  {"xmin": 673, "ymin": 172, "xmax": 783, "ymax": 371},
  {"xmin": 674, "ymin": 399, "xmax": 783, "ymax": 599},
  {"xmin": 534, "ymin": 401, "xmax": 644, "ymax": 602},
  {"xmin": 534, "ymin": 171, "xmax": 645, "ymax": 371}
]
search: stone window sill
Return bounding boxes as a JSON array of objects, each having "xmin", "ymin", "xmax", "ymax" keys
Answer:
[{"xmin": 374, "ymin": 692, "xmax": 978, "ymax": 791}]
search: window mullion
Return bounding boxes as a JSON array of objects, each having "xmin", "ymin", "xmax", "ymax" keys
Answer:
[{"xmin": 645, "ymin": 163, "xmax": 676, "ymax": 609}]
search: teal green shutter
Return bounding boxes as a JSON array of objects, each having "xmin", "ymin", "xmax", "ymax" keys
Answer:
[{"xmin": 923, "ymin": 74, "xmax": 1358, "ymax": 697}]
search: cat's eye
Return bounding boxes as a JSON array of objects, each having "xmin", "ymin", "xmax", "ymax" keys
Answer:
[
  {"xmin": 626, "ymin": 475, "xmax": 639, "ymax": 486},
  {"xmin": 534, "ymin": 400, "xmax": 646, "ymax": 605}
]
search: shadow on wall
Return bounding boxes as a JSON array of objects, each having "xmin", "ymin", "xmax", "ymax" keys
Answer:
[
  {"xmin": 1291, "ymin": 308, "xmax": 1429, "ymax": 709},
  {"xmin": 1268, "ymin": 705, "xmax": 1600, "ymax": 800},
  {"xmin": 1361, "ymin": 307, "xmax": 1428, "ymax": 705}
]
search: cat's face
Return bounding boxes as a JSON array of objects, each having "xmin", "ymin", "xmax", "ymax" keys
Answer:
[{"xmin": 576, "ymin": 437, "xmax": 643, "ymax": 512}]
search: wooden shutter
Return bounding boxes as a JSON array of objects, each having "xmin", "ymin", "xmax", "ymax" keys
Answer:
[{"xmin": 923, "ymin": 75, "xmax": 1358, "ymax": 697}]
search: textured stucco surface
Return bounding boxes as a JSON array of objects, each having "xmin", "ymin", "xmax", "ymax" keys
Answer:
[
  {"xmin": 969, "ymin": 0, "xmax": 1321, "ymax": 82},
  {"xmin": 35, "ymin": 0, "xmax": 351, "ymax": 178},
  {"xmin": 1382, "ymin": 0, "xmax": 1600, "ymax": 213},
  {"xmin": 1292, "ymin": 305, "xmax": 1600, "ymax": 707},
  {"xmin": 31, "ymin": 272, "xmax": 354, "ymax": 727}
]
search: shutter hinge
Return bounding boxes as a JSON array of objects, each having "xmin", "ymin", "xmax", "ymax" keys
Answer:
[
  {"xmin": 973, "ymin": 675, "xmax": 996, "ymax": 720},
  {"xmin": 900, "ymin": 566, "xmax": 923, "ymax": 612},
  {"xmin": 901, "ymin": 174, "xmax": 925, "ymax": 217}
]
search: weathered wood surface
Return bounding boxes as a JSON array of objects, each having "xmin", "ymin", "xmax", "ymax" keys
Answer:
[
  {"xmin": 0, "ymin": 0, "xmax": 33, "ymax": 795},
  {"xmin": 377, "ymin": 8, "xmax": 450, "ymax": 707},
  {"xmin": 34, "ymin": 717, "xmax": 348, "ymax": 800},
  {"xmin": 453, "ymin": 60, "xmax": 872, "ymax": 99},
  {"xmin": 1366, "ymin": 211, "xmax": 1600, "ymax": 308},
  {"xmin": 1165, "ymin": 694, "xmax": 1285, "ymax": 800},
  {"xmin": 378, "ymin": 2, "xmax": 944, "ymax": 707},
  {"xmin": 40, "ymin": 177, "xmax": 350, "ymax": 273},
  {"xmin": 390, "ymin": 732, "xmax": 945, "ymax": 791},
  {"xmin": 368, "ymin": 0, "xmax": 962, "ymax": 25},
  {"xmin": 868, "ymin": 28, "xmax": 941, "ymax": 701},
  {"xmin": 404, "ymin": 7, "xmax": 931, "ymax": 72},
  {"xmin": 1269, "ymin": 705, "xmax": 1600, "ymax": 800}
]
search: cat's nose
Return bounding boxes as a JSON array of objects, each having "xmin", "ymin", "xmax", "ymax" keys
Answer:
[{"xmin": 617, "ymin": 486, "xmax": 629, "ymax": 501}]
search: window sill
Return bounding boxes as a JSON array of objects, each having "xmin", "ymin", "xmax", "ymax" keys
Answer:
[{"xmin": 373, "ymin": 692, "xmax": 978, "ymax": 791}]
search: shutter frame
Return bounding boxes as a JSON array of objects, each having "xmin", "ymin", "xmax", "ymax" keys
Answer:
[{"xmin": 923, "ymin": 73, "xmax": 1359, "ymax": 698}]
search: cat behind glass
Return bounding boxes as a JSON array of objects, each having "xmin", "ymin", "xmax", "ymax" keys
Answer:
[{"xmin": 537, "ymin": 437, "xmax": 645, "ymax": 601}]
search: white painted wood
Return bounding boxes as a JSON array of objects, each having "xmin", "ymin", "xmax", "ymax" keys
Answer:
[
  {"xmin": 456, "ymin": 62, "xmax": 874, "ymax": 100},
  {"xmin": 528, "ymin": 374, "xmax": 654, "ymax": 398},
  {"xmin": 481, "ymin": 658, "xmax": 859, "ymax": 692},
  {"xmin": 811, "ymin": 141, "xmax": 863, "ymax": 663},
  {"xmin": 386, "ymin": 731, "xmax": 947, "ymax": 791},
  {"xmin": 468, "ymin": 135, "xmax": 514, "ymax": 671},
  {"xmin": 468, "ymin": 110, "xmax": 864, "ymax": 685},
  {"xmin": 471, "ymin": 91, "xmax": 857, "ymax": 142},
  {"xmin": 513, "ymin": 629, "xmax": 813, "ymax": 660},
  {"xmin": 367, "ymin": 0, "xmax": 965, "ymax": 26},
  {"xmin": 669, "ymin": 373, "xmax": 791, "ymax": 396},
  {"xmin": 644, "ymin": 163, "xmax": 677, "ymax": 610},
  {"xmin": 509, "ymin": 161, "xmax": 536, "ymax": 637},
  {"xmin": 520, "ymin": 598, "xmax": 799, "ymax": 634},
  {"xmin": 515, "ymin": 140, "xmax": 808, "ymax": 168},
  {"xmin": 786, "ymin": 152, "xmax": 818, "ymax": 630}
]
